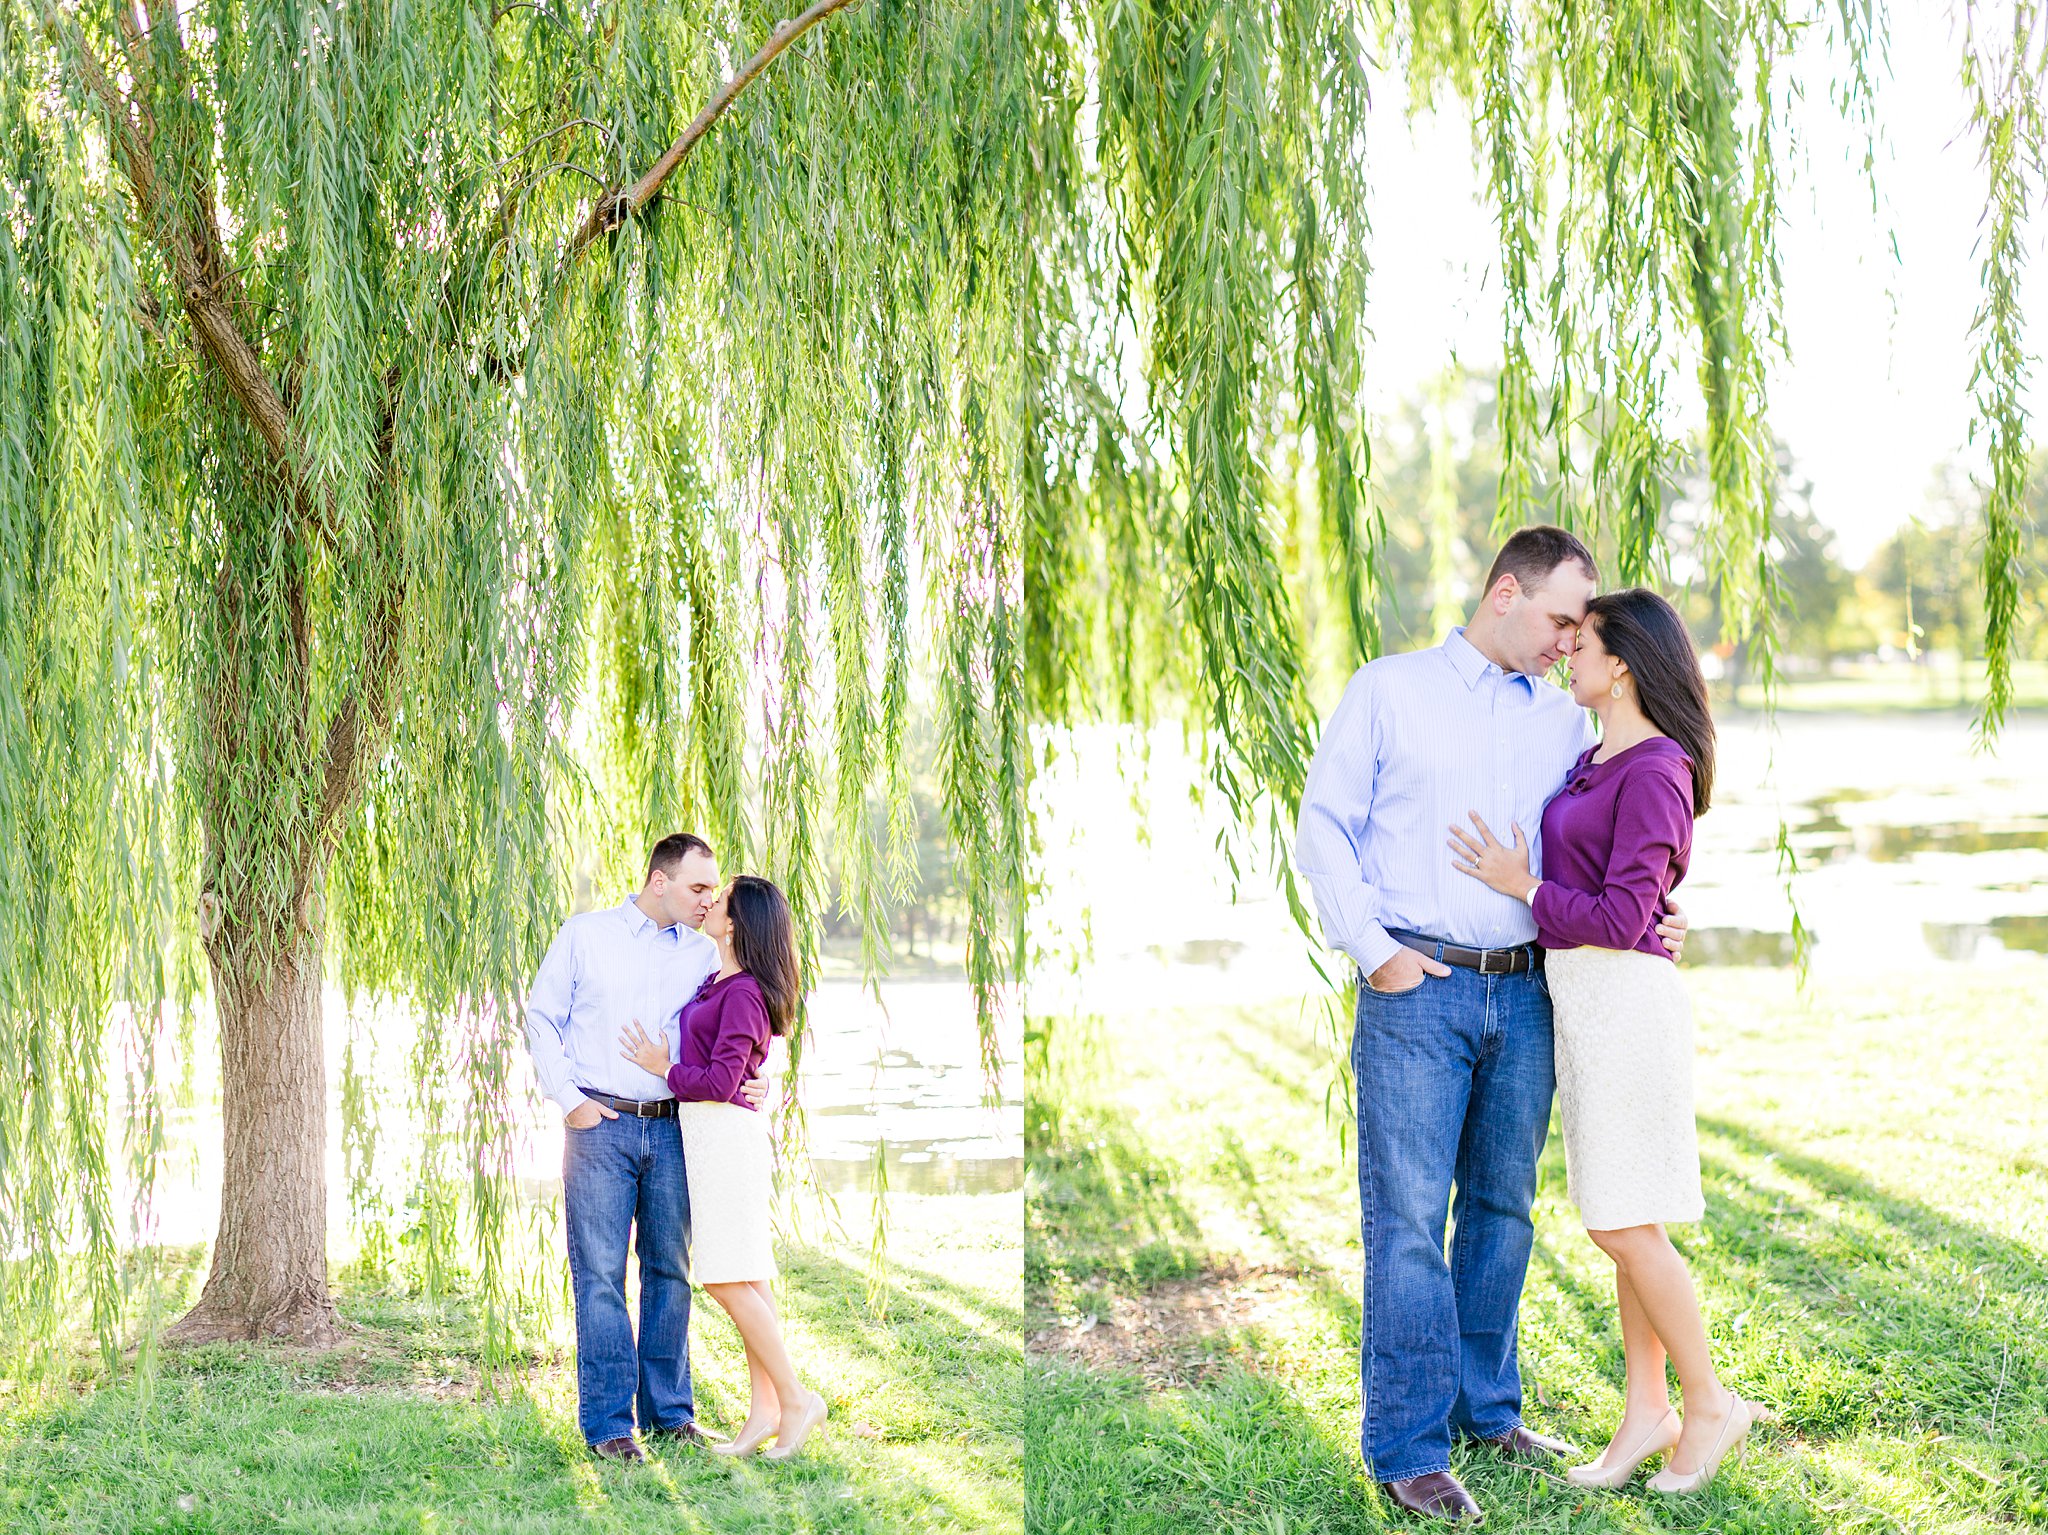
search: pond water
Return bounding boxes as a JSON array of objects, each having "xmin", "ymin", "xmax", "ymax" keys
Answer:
[
  {"xmin": 1682, "ymin": 710, "xmax": 2048, "ymax": 974},
  {"xmin": 794, "ymin": 977, "xmax": 1023, "ymax": 1198},
  {"xmin": 1027, "ymin": 707, "xmax": 2048, "ymax": 1015}
]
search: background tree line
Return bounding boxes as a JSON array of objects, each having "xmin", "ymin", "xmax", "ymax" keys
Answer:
[{"xmin": 1300, "ymin": 368, "xmax": 2048, "ymax": 698}]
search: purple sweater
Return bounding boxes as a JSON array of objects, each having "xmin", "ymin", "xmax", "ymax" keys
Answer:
[
  {"xmin": 1531, "ymin": 737, "xmax": 1694, "ymax": 960},
  {"xmin": 665, "ymin": 971, "xmax": 771, "ymax": 1109}
]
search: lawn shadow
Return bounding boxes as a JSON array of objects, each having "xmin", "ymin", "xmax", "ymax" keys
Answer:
[
  {"xmin": 1028, "ymin": 1354, "xmax": 1389, "ymax": 1534},
  {"xmin": 852, "ymin": 1255, "xmax": 1026, "ymax": 1339},
  {"xmin": 1027, "ymin": 1102, "xmax": 1208, "ymax": 1296},
  {"xmin": 1524, "ymin": 1232, "xmax": 1623, "ymax": 1369},
  {"xmin": 777, "ymin": 1246, "xmax": 1026, "ymax": 1425},
  {"xmin": 0, "ymin": 1247, "xmax": 1021, "ymax": 1535},
  {"xmin": 1211, "ymin": 1125, "xmax": 1360, "ymax": 1341},
  {"xmin": 1505, "ymin": 1113, "xmax": 2048, "ymax": 1530},
  {"xmin": 1220, "ymin": 1030, "xmax": 1331, "ymax": 1114},
  {"xmin": 1690, "ymin": 1114, "xmax": 2048, "ymax": 1441}
]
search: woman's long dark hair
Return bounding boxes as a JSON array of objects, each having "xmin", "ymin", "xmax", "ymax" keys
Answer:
[
  {"xmin": 726, "ymin": 875, "xmax": 800, "ymax": 1036},
  {"xmin": 1584, "ymin": 588, "xmax": 1716, "ymax": 815}
]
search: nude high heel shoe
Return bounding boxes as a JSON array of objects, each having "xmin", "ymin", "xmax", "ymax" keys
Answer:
[
  {"xmin": 1565, "ymin": 1407, "xmax": 1680, "ymax": 1489},
  {"xmin": 1647, "ymin": 1396, "xmax": 1760, "ymax": 1494},
  {"xmin": 762, "ymin": 1390, "xmax": 829, "ymax": 1461},
  {"xmin": 713, "ymin": 1416, "xmax": 779, "ymax": 1458}
]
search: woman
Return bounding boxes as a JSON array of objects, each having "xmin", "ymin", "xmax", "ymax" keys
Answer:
[
  {"xmin": 618, "ymin": 875, "xmax": 828, "ymax": 1461},
  {"xmin": 1448, "ymin": 588, "xmax": 1763, "ymax": 1494}
]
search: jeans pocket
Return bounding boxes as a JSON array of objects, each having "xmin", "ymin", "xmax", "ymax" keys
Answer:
[{"xmin": 1363, "ymin": 975, "xmax": 1428, "ymax": 997}]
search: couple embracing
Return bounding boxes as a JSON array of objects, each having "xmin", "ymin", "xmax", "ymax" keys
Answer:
[
  {"xmin": 523, "ymin": 833, "xmax": 829, "ymax": 1463},
  {"xmin": 1298, "ymin": 527, "xmax": 1768, "ymax": 1523}
]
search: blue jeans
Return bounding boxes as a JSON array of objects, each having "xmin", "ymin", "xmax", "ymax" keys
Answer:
[
  {"xmin": 563, "ymin": 1111, "xmax": 695, "ymax": 1445},
  {"xmin": 1352, "ymin": 948, "xmax": 1554, "ymax": 1481}
]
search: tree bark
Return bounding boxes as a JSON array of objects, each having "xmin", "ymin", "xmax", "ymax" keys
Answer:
[{"xmin": 167, "ymin": 926, "xmax": 341, "ymax": 1346}]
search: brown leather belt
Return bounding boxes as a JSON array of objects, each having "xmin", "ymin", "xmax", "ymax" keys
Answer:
[
  {"xmin": 1389, "ymin": 930, "xmax": 1542, "ymax": 976},
  {"xmin": 578, "ymin": 1089, "xmax": 678, "ymax": 1119}
]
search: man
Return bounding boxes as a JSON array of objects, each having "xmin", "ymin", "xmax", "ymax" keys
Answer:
[
  {"xmin": 1295, "ymin": 527, "xmax": 1687, "ymax": 1523},
  {"xmin": 524, "ymin": 832, "xmax": 768, "ymax": 1463}
]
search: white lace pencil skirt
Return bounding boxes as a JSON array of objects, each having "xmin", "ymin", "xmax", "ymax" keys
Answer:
[
  {"xmin": 1545, "ymin": 945, "xmax": 1706, "ymax": 1231},
  {"xmin": 677, "ymin": 1101, "xmax": 779, "ymax": 1285}
]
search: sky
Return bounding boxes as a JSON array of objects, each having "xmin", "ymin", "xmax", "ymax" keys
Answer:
[{"xmin": 1358, "ymin": 3, "xmax": 2046, "ymax": 570}]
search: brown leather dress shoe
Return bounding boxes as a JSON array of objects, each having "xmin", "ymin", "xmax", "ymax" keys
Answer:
[
  {"xmin": 1381, "ymin": 1470, "xmax": 1483, "ymax": 1523},
  {"xmin": 590, "ymin": 1436, "xmax": 646, "ymax": 1463},
  {"xmin": 1473, "ymin": 1424, "xmax": 1578, "ymax": 1463}
]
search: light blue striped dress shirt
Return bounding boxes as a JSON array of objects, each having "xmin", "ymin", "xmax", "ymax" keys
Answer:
[
  {"xmin": 1295, "ymin": 627, "xmax": 1596, "ymax": 979},
  {"xmin": 523, "ymin": 896, "xmax": 719, "ymax": 1114}
]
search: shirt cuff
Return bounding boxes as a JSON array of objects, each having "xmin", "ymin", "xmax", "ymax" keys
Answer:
[
  {"xmin": 1350, "ymin": 924, "xmax": 1404, "ymax": 981},
  {"xmin": 550, "ymin": 1084, "xmax": 590, "ymax": 1117}
]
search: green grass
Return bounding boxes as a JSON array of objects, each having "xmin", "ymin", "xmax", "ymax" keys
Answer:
[
  {"xmin": 1724, "ymin": 657, "xmax": 2048, "ymax": 714},
  {"xmin": 1025, "ymin": 972, "xmax": 2048, "ymax": 1533},
  {"xmin": 0, "ymin": 1193, "xmax": 1022, "ymax": 1534}
]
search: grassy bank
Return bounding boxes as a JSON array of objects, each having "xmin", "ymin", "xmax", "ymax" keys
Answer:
[
  {"xmin": 0, "ymin": 1193, "xmax": 1022, "ymax": 1534},
  {"xmin": 1723, "ymin": 657, "xmax": 2048, "ymax": 714},
  {"xmin": 1026, "ymin": 971, "xmax": 2048, "ymax": 1533}
]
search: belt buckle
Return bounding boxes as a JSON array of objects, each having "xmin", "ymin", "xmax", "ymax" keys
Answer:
[{"xmin": 1479, "ymin": 947, "xmax": 1509, "ymax": 976}]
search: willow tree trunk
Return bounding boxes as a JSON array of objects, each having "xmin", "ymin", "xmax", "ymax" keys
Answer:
[{"xmin": 167, "ymin": 925, "xmax": 341, "ymax": 1345}]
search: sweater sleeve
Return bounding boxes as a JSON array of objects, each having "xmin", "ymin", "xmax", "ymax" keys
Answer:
[
  {"xmin": 1532, "ymin": 763, "xmax": 1691, "ymax": 951},
  {"xmin": 665, "ymin": 981, "xmax": 769, "ymax": 1105}
]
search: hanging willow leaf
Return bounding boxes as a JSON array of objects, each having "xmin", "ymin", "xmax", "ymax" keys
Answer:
[{"xmin": 1962, "ymin": 0, "xmax": 2045, "ymax": 742}]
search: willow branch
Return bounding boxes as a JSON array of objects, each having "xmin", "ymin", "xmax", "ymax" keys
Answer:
[
  {"xmin": 306, "ymin": 366, "xmax": 411, "ymax": 871},
  {"xmin": 525, "ymin": 159, "xmax": 609, "ymax": 193},
  {"xmin": 57, "ymin": 14, "xmax": 329, "ymax": 545},
  {"xmin": 110, "ymin": 1, "xmax": 151, "ymax": 87},
  {"xmin": 61, "ymin": 10, "xmax": 388, "ymax": 884},
  {"xmin": 563, "ymin": 0, "xmax": 859, "ymax": 264},
  {"xmin": 134, "ymin": 286, "xmax": 168, "ymax": 348},
  {"xmin": 490, "ymin": 117, "xmax": 611, "ymax": 174},
  {"xmin": 471, "ymin": 0, "xmax": 857, "ymax": 382},
  {"xmin": 491, "ymin": 0, "xmax": 570, "ymax": 28},
  {"xmin": 312, "ymin": 561, "xmax": 406, "ymax": 859}
]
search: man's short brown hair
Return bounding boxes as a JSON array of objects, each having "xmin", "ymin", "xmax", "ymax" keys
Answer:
[
  {"xmin": 647, "ymin": 833, "xmax": 713, "ymax": 881},
  {"xmin": 1483, "ymin": 525, "xmax": 1598, "ymax": 597}
]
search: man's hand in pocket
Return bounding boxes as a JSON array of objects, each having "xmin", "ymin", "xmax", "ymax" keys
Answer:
[
  {"xmin": 1366, "ymin": 947, "xmax": 1452, "ymax": 995},
  {"xmin": 564, "ymin": 1098, "xmax": 618, "ymax": 1130}
]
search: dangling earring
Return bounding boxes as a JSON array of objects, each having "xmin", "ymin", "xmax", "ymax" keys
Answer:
[{"xmin": 1610, "ymin": 681, "xmax": 1625, "ymax": 700}]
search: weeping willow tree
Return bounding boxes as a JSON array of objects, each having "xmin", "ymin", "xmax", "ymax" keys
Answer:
[
  {"xmin": 2, "ymin": 0, "xmax": 2041, "ymax": 1367},
  {"xmin": 0, "ymin": 0, "xmax": 1049, "ymax": 1356}
]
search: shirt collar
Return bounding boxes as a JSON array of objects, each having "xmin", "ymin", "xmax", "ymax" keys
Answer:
[
  {"xmin": 1443, "ymin": 627, "xmax": 1534, "ymax": 694},
  {"xmin": 617, "ymin": 896, "xmax": 682, "ymax": 941}
]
